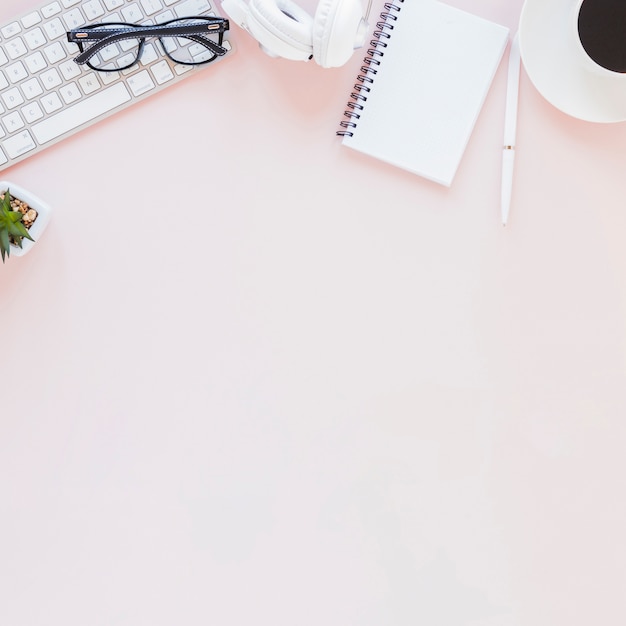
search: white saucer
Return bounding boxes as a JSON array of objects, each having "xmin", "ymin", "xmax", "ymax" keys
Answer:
[{"xmin": 519, "ymin": 0, "xmax": 626, "ymax": 123}]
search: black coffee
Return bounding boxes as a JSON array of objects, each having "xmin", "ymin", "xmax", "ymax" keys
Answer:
[{"xmin": 578, "ymin": 0, "xmax": 626, "ymax": 72}]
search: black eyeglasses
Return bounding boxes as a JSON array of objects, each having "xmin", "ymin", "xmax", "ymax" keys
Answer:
[{"xmin": 67, "ymin": 16, "xmax": 230, "ymax": 72}]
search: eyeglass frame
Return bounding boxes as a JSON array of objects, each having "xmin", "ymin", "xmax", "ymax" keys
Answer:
[{"xmin": 66, "ymin": 16, "xmax": 230, "ymax": 72}]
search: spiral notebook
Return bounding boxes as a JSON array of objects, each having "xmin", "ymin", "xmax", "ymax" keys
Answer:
[{"xmin": 338, "ymin": 0, "xmax": 509, "ymax": 187}]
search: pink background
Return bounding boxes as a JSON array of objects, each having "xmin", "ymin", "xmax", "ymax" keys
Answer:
[{"xmin": 2, "ymin": 0, "xmax": 626, "ymax": 624}]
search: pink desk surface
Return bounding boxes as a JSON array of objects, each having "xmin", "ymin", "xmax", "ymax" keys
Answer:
[{"xmin": 2, "ymin": 0, "xmax": 626, "ymax": 624}]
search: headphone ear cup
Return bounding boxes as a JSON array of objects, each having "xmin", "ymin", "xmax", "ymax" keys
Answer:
[
  {"xmin": 248, "ymin": 0, "xmax": 315, "ymax": 60},
  {"xmin": 312, "ymin": 0, "xmax": 366, "ymax": 67}
]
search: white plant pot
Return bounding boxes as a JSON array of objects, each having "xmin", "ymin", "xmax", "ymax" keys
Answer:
[{"xmin": 0, "ymin": 180, "xmax": 52, "ymax": 258}]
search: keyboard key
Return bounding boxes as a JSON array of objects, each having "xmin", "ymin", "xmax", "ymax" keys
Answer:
[
  {"xmin": 99, "ymin": 70, "xmax": 120, "ymax": 85},
  {"xmin": 43, "ymin": 17, "xmax": 65, "ymax": 40},
  {"xmin": 1, "ymin": 22, "xmax": 22, "ymax": 39},
  {"xmin": 83, "ymin": 0, "xmax": 106, "ymax": 20},
  {"xmin": 6, "ymin": 61, "xmax": 28, "ymax": 84},
  {"xmin": 174, "ymin": 63, "xmax": 193, "ymax": 75},
  {"xmin": 1, "ymin": 87, "xmax": 24, "ymax": 109},
  {"xmin": 0, "ymin": 72, "xmax": 8, "ymax": 90},
  {"xmin": 21, "ymin": 77, "xmax": 44, "ymax": 99},
  {"xmin": 160, "ymin": 37, "xmax": 176, "ymax": 55},
  {"xmin": 139, "ymin": 43, "xmax": 159, "ymax": 66},
  {"xmin": 175, "ymin": 0, "xmax": 211, "ymax": 16},
  {"xmin": 127, "ymin": 69, "xmax": 155, "ymax": 96},
  {"xmin": 59, "ymin": 59, "xmax": 81, "ymax": 80},
  {"xmin": 120, "ymin": 38, "xmax": 138, "ymax": 53},
  {"xmin": 3, "ymin": 130, "xmax": 36, "ymax": 159},
  {"xmin": 62, "ymin": 8, "xmax": 86, "ymax": 29},
  {"xmin": 40, "ymin": 92, "xmax": 63, "ymax": 114},
  {"xmin": 3, "ymin": 111, "xmax": 25, "ymax": 132},
  {"xmin": 150, "ymin": 59, "xmax": 174, "ymax": 84},
  {"xmin": 103, "ymin": 0, "xmax": 124, "ymax": 9},
  {"xmin": 78, "ymin": 72, "xmax": 101, "ymax": 94},
  {"xmin": 119, "ymin": 53, "xmax": 138, "ymax": 72},
  {"xmin": 60, "ymin": 82, "xmax": 81, "ymax": 104},
  {"xmin": 41, "ymin": 2, "xmax": 63, "ymax": 18},
  {"xmin": 0, "ymin": 49, "xmax": 8, "ymax": 66},
  {"xmin": 41, "ymin": 67, "xmax": 62, "ymax": 89},
  {"xmin": 99, "ymin": 42, "xmax": 120, "ymax": 62},
  {"xmin": 21, "ymin": 12, "xmax": 43, "ymax": 28},
  {"xmin": 122, "ymin": 3, "xmax": 144, "ymax": 22},
  {"xmin": 6, "ymin": 38, "xmax": 28, "ymax": 60},
  {"xmin": 43, "ymin": 42, "xmax": 67, "ymax": 64},
  {"xmin": 141, "ymin": 0, "xmax": 163, "ymax": 15},
  {"xmin": 24, "ymin": 28, "xmax": 47, "ymax": 50},
  {"xmin": 64, "ymin": 40, "xmax": 80, "ymax": 55},
  {"xmin": 190, "ymin": 43, "xmax": 214, "ymax": 63},
  {"xmin": 22, "ymin": 102, "xmax": 44, "ymax": 123},
  {"xmin": 32, "ymin": 83, "xmax": 131, "ymax": 144},
  {"xmin": 61, "ymin": 0, "xmax": 82, "ymax": 7},
  {"xmin": 155, "ymin": 10, "xmax": 175, "ymax": 22},
  {"xmin": 24, "ymin": 51, "xmax": 48, "ymax": 74},
  {"xmin": 0, "ymin": 149, "xmax": 7, "ymax": 166}
]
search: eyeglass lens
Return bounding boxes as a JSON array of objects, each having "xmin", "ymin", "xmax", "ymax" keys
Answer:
[{"xmin": 82, "ymin": 18, "xmax": 223, "ymax": 71}]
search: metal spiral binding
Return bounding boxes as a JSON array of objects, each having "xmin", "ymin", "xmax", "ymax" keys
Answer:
[{"xmin": 337, "ymin": 0, "xmax": 404, "ymax": 136}]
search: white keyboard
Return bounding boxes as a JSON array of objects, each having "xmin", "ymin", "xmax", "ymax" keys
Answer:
[{"xmin": 0, "ymin": 0, "xmax": 234, "ymax": 171}]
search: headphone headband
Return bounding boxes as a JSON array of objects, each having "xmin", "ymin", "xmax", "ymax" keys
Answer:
[{"xmin": 221, "ymin": 0, "xmax": 368, "ymax": 67}]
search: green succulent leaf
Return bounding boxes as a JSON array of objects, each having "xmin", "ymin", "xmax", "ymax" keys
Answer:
[
  {"xmin": 0, "ymin": 228, "xmax": 10, "ymax": 262},
  {"xmin": 11, "ymin": 220, "xmax": 33, "ymax": 241},
  {"xmin": 1, "ymin": 191, "xmax": 11, "ymax": 211},
  {"xmin": 8, "ymin": 222, "xmax": 22, "ymax": 237}
]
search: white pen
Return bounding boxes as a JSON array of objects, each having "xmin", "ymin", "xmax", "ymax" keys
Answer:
[{"xmin": 501, "ymin": 31, "xmax": 520, "ymax": 226}]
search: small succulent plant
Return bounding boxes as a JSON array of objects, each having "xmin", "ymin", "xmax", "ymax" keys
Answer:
[{"xmin": 0, "ymin": 189, "xmax": 34, "ymax": 263}]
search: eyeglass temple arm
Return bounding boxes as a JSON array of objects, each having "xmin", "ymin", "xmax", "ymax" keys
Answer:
[
  {"xmin": 68, "ymin": 21, "xmax": 229, "ymax": 64},
  {"xmin": 184, "ymin": 33, "xmax": 228, "ymax": 56},
  {"xmin": 67, "ymin": 19, "xmax": 228, "ymax": 42}
]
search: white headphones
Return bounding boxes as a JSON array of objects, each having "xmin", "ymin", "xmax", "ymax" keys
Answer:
[{"xmin": 221, "ymin": 0, "xmax": 369, "ymax": 67}]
